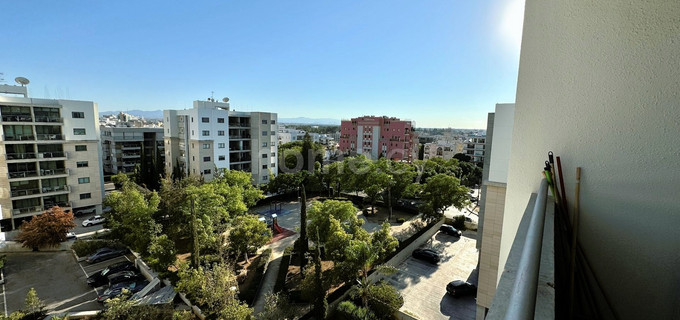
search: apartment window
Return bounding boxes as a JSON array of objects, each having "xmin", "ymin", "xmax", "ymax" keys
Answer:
[
  {"xmin": 192, "ymin": 156, "xmax": 195, "ymax": 161},
  {"xmin": 203, "ymin": 156, "xmax": 211, "ymax": 162},
  {"xmin": 218, "ymin": 143, "xmax": 225, "ymax": 148},
  {"xmin": 76, "ymin": 161, "xmax": 88, "ymax": 168},
  {"xmin": 192, "ymin": 143, "xmax": 195, "ymax": 149},
  {"xmin": 262, "ymin": 175, "xmax": 269, "ymax": 181},
  {"xmin": 262, "ymin": 142, "xmax": 267, "ymax": 147},
  {"xmin": 78, "ymin": 177, "xmax": 90, "ymax": 184},
  {"xmin": 202, "ymin": 117, "xmax": 209, "ymax": 123},
  {"xmin": 218, "ymin": 130, "xmax": 225, "ymax": 136},
  {"xmin": 271, "ymin": 152, "xmax": 276, "ymax": 157},
  {"xmin": 218, "ymin": 118, "xmax": 224, "ymax": 123},
  {"xmin": 80, "ymin": 193, "xmax": 91, "ymax": 200},
  {"xmin": 203, "ymin": 143, "xmax": 210, "ymax": 149},
  {"xmin": 202, "ymin": 130, "xmax": 210, "ymax": 136},
  {"xmin": 191, "ymin": 117, "xmax": 194, "ymax": 122},
  {"xmin": 262, "ymin": 164, "xmax": 267, "ymax": 169},
  {"xmin": 271, "ymin": 120, "xmax": 276, "ymax": 124},
  {"xmin": 271, "ymin": 162, "xmax": 276, "ymax": 167},
  {"xmin": 191, "ymin": 130, "xmax": 194, "ymax": 136},
  {"xmin": 75, "ymin": 145, "xmax": 87, "ymax": 151},
  {"xmin": 262, "ymin": 120, "xmax": 267, "ymax": 124},
  {"xmin": 73, "ymin": 128, "xmax": 86, "ymax": 135},
  {"xmin": 262, "ymin": 154, "xmax": 267, "ymax": 159},
  {"xmin": 218, "ymin": 155, "xmax": 225, "ymax": 161},
  {"xmin": 262, "ymin": 131, "xmax": 268, "ymax": 136},
  {"xmin": 72, "ymin": 112, "xmax": 85, "ymax": 119},
  {"xmin": 203, "ymin": 169, "xmax": 211, "ymax": 174},
  {"xmin": 271, "ymin": 131, "xmax": 275, "ymax": 135}
]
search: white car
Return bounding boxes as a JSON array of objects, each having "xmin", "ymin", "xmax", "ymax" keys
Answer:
[
  {"xmin": 75, "ymin": 207, "xmax": 97, "ymax": 216},
  {"xmin": 65, "ymin": 232, "xmax": 77, "ymax": 240},
  {"xmin": 82, "ymin": 215, "xmax": 106, "ymax": 227}
]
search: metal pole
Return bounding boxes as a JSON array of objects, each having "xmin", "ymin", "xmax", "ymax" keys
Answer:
[{"xmin": 504, "ymin": 178, "xmax": 548, "ymax": 320}]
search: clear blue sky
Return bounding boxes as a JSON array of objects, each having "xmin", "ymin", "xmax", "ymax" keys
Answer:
[{"xmin": 1, "ymin": 0, "xmax": 524, "ymax": 128}]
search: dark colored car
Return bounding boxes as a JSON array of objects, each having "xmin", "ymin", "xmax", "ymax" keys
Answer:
[
  {"xmin": 446, "ymin": 280, "xmax": 477, "ymax": 298},
  {"xmin": 87, "ymin": 261, "xmax": 136, "ymax": 287},
  {"xmin": 96, "ymin": 280, "xmax": 149, "ymax": 302},
  {"xmin": 107, "ymin": 271, "xmax": 144, "ymax": 286},
  {"xmin": 86, "ymin": 247, "xmax": 127, "ymax": 264},
  {"xmin": 440, "ymin": 224, "xmax": 462, "ymax": 237},
  {"xmin": 412, "ymin": 248, "xmax": 440, "ymax": 264}
]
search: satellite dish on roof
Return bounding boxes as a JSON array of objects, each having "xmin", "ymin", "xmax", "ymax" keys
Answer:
[
  {"xmin": 15, "ymin": 77, "xmax": 30, "ymax": 86},
  {"xmin": 222, "ymin": 97, "xmax": 230, "ymax": 103}
]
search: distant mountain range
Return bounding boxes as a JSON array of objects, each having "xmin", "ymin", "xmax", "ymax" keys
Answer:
[
  {"xmin": 99, "ymin": 110, "xmax": 164, "ymax": 119},
  {"xmin": 100, "ymin": 110, "xmax": 340, "ymax": 125}
]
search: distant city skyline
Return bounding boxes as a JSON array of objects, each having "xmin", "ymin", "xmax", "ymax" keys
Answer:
[{"xmin": 1, "ymin": 0, "xmax": 524, "ymax": 129}]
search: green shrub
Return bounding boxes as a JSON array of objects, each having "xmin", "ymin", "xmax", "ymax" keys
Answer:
[
  {"xmin": 71, "ymin": 240, "xmax": 125, "ymax": 257},
  {"xmin": 451, "ymin": 215, "xmax": 467, "ymax": 231},
  {"xmin": 337, "ymin": 301, "xmax": 377, "ymax": 320},
  {"xmin": 396, "ymin": 217, "xmax": 405, "ymax": 223}
]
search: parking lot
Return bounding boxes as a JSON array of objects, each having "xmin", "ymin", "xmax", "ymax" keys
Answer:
[
  {"xmin": 0, "ymin": 251, "xmax": 134, "ymax": 316},
  {"xmin": 384, "ymin": 230, "xmax": 479, "ymax": 320}
]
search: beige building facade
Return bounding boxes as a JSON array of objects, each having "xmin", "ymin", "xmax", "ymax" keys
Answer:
[{"xmin": 0, "ymin": 89, "xmax": 104, "ymax": 230}]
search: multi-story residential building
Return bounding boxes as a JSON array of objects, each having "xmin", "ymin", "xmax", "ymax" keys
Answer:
[
  {"xmin": 423, "ymin": 142, "xmax": 464, "ymax": 161},
  {"xmin": 479, "ymin": 1, "xmax": 678, "ymax": 319},
  {"xmin": 0, "ymin": 83, "xmax": 104, "ymax": 230},
  {"xmin": 475, "ymin": 103, "xmax": 515, "ymax": 318},
  {"xmin": 464, "ymin": 136, "xmax": 486, "ymax": 163},
  {"xmin": 277, "ymin": 125, "xmax": 307, "ymax": 144},
  {"xmin": 163, "ymin": 99, "xmax": 277, "ymax": 185},
  {"xmin": 339, "ymin": 116, "xmax": 417, "ymax": 161},
  {"xmin": 100, "ymin": 126, "xmax": 164, "ymax": 176}
]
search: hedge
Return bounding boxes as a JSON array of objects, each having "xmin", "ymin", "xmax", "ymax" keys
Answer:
[
  {"xmin": 71, "ymin": 239, "xmax": 126, "ymax": 257},
  {"xmin": 274, "ymin": 248, "xmax": 293, "ymax": 293},
  {"xmin": 240, "ymin": 248, "xmax": 273, "ymax": 306}
]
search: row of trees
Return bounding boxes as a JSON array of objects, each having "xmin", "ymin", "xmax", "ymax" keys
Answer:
[{"xmin": 103, "ymin": 170, "xmax": 273, "ymax": 319}]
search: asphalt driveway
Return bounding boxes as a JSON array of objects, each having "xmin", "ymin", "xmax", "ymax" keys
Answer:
[{"xmin": 385, "ymin": 230, "xmax": 479, "ymax": 320}]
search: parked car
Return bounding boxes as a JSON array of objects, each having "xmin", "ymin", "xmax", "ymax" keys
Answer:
[
  {"xmin": 446, "ymin": 280, "xmax": 477, "ymax": 298},
  {"xmin": 75, "ymin": 207, "xmax": 97, "ymax": 217},
  {"xmin": 412, "ymin": 248, "xmax": 440, "ymax": 264},
  {"xmin": 439, "ymin": 224, "xmax": 462, "ymax": 237},
  {"xmin": 86, "ymin": 247, "xmax": 127, "ymax": 264},
  {"xmin": 87, "ymin": 261, "xmax": 136, "ymax": 287},
  {"xmin": 82, "ymin": 215, "xmax": 106, "ymax": 227},
  {"xmin": 96, "ymin": 280, "xmax": 149, "ymax": 302},
  {"xmin": 65, "ymin": 232, "xmax": 77, "ymax": 240},
  {"xmin": 107, "ymin": 271, "xmax": 143, "ymax": 286}
]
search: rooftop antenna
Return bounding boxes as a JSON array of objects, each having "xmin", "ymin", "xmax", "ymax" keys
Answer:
[
  {"xmin": 15, "ymin": 77, "xmax": 30, "ymax": 86},
  {"xmin": 222, "ymin": 97, "xmax": 229, "ymax": 103},
  {"xmin": 211, "ymin": 91, "xmax": 214, "ymax": 101}
]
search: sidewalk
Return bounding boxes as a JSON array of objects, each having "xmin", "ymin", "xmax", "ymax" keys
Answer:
[{"xmin": 252, "ymin": 234, "xmax": 299, "ymax": 314}]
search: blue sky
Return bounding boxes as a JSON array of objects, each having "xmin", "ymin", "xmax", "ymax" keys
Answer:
[{"xmin": 1, "ymin": 0, "xmax": 524, "ymax": 128}]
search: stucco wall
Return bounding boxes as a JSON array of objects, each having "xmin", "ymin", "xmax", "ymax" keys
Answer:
[{"xmin": 502, "ymin": 1, "xmax": 680, "ymax": 319}]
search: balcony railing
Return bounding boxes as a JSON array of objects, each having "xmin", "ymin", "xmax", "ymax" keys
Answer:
[
  {"xmin": 228, "ymin": 122, "xmax": 250, "ymax": 128},
  {"xmin": 12, "ymin": 206, "xmax": 42, "ymax": 215},
  {"xmin": 8, "ymin": 171, "xmax": 39, "ymax": 179},
  {"xmin": 42, "ymin": 185, "xmax": 69, "ymax": 194},
  {"xmin": 44, "ymin": 202, "xmax": 71, "ymax": 210},
  {"xmin": 40, "ymin": 168, "xmax": 68, "ymax": 176},
  {"xmin": 6, "ymin": 153, "xmax": 37, "ymax": 160},
  {"xmin": 36, "ymin": 134, "xmax": 64, "ymax": 141},
  {"xmin": 121, "ymin": 146, "xmax": 141, "ymax": 150},
  {"xmin": 34, "ymin": 116, "xmax": 63, "ymax": 123},
  {"xmin": 122, "ymin": 153, "xmax": 141, "ymax": 158},
  {"xmin": 2, "ymin": 114, "xmax": 33, "ymax": 122},
  {"xmin": 39, "ymin": 151, "xmax": 67, "ymax": 159},
  {"xmin": 10, "ymin": 188, "xmax": 41, "ymax": 197},
  {"xmin": 4, "ymin": 135, "xmax": 35, "ymax": 141},
  {"xmin": 229, "ymin": 135, "xmax": 251, "ymax": 139}
]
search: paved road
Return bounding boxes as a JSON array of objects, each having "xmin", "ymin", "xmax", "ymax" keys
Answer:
[{"xmin": 385, "ymin": 231, "xmax": 479, "ymax": 320}]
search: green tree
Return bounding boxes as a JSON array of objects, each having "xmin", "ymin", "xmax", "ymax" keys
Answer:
[
  {"xmin": 146, "ymin": 234, "xmax": 177, "ymax": 273},
  {"xmin": 409, "ymin": 173, "xmax": 469, "ymax": 222},
  {"xmin": 307, "ymin": 200, "xmax": 361, "ymax": 244},
  {"xmin": 23, "ymin": 288, "xmax": 45, "ymax": 319},
  {"xmin": 364, "ymin": 282, "xmax": 403, "ymax": 319},
  {"xmin": 16, "ymin": 207, "xmax": 75, "ymax": 250},
  {"xmin": 312, "ymin": 230, "xmax": 328, "ymax": 319},
  {"xmin": 176, "ymin": 263, "xmax": 252, "ymax": 319},
  {"xmin": 256, "ymin": 292, "xmax": 296, "ymax": 320},
  {"xmin": 229, "ymin": 215, "xmax": 272, "ymax": 263},
  {"xmin": 370, "ymin": 222, "xmax": 399, "ymax": 263},
  {"xmin": 104, "ymin": 179, "xmax": 161, "ymax": 255}
]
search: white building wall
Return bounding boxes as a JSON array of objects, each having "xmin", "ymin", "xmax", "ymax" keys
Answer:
[
  {"xmin": 502, "ymin": 1, "xmax": 680, "ymax": 319},
  {"xmin": 487, "ymin": 103, "xmax": 514, "ymax": 184}
]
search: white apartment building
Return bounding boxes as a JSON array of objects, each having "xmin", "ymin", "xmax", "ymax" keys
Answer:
[
  {"xmin": 163, "ymin": 100, "xmax": 278, "ymax": 185},
  {"xmin": 0, "ymin": 83, "xmax": 104, "ymax": 230},
  {"xmin": 100, "ymin": 126, "xmax": 165, "ymax": 176},
  {"xmin": 423, "ymin": 142, "xmax": 463, "ymax": 161},
  {"xmin": 464, "ymin": 136, "xmax": 486, "ymax": 163}
]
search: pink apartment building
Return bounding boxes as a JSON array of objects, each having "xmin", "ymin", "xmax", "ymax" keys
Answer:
[{"xmin": 339, "ymin": 116, "xmax": 417, "ymax": 162}]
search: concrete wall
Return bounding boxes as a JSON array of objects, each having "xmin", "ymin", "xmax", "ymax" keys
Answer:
[
  {"xmin": 486, "ymin": 104, "xmax": 514, "ymax": 184},
  {"xmin": 501, "ymin": 1, "xmax": 680, "ymax": 319},
  {"xmin": 476, "ymin": 183, "xmax": 506, "ymax": 310}
]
